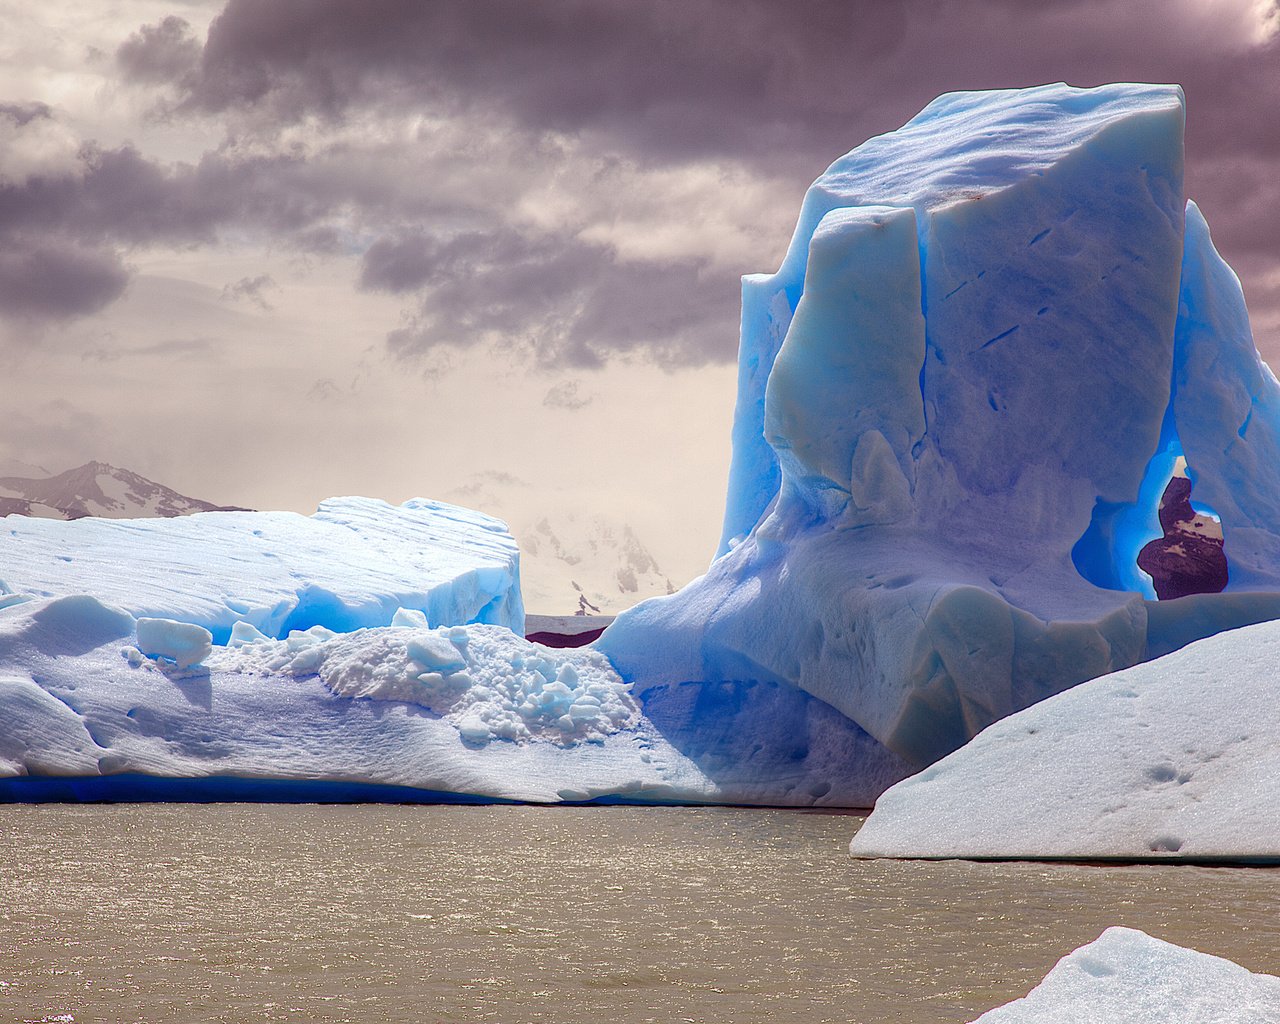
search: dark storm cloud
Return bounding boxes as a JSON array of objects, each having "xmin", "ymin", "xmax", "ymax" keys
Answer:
[
  {"xmin": 105, "ymin": 0, "xmax": 1280, "ymax": 363},
  {"xmin": 376, "ymin": 228, "xmax": 739, "ymax": 367},
  {"xmin": 358, "ymin": 234, "xmax": 435, "ymax": 294},
  {"xmin": 0, "ymin": 239, "xmax": 128, "ymax": 321},
  {"xmin": 116, "ymin": 15, "xmax": 201, "ymax": 86},
  {"xmin": 2, "ymin": 2, "xmax": 1270, "ymax": 355}
]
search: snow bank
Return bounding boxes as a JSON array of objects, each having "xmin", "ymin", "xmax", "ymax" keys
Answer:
[
  {"xmin": 849, "ymin": 619, "xmax": 1280, "ymax": 861},
  {"xmin": 970, "ymin": 927, "xmax": 1280, "ymax": 1023},
  {"xmin": 602, "ymin": 82, "xmax": 1280, "ymax": 781},
  {"xmin": 0, "ymin": 496, "xmax": 524, "ymax": 641}
]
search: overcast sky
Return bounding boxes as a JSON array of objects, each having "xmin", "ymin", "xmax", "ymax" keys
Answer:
[{"xmin": 2, "ymin": 0, "xmax": 1277, "ymax": 586}]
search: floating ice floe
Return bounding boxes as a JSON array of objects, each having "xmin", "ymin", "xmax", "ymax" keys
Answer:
[
  {"xmin": 849, "ymin": 619, "xmax": 1280, "ymax": 861},
  {"xmin": 968, "ymin": 927, "xmax": 1280, "ymax": 1023}
]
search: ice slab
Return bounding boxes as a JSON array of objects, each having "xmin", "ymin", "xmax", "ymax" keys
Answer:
[
  {"xmin": 0, "ymin": 496, "xmax": 525, "ymax": 641},
  {"xmin": 849, "ymin": 619, "xmax": 1280, "ymax": 861},
  {"xmin": 0, "ymin": 595, "xmax": 905, "ymax": 806},
  {"xmin": 969, "ymin": 927, "xmax": 1280, "ymax": 1023},
  {"xmin": 602, "ymin": 82, "xmax": 1280, "ymax": 782}
]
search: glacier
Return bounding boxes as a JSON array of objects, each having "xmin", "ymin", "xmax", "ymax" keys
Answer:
[
  {"xmin": 968, "ymin": 928, "xmax": 1280, "ymax": 1024},
  {"xmin": 848, "ymin": 617, "xmax": 1280, "ymax": 862},
  {"xmin": 600, "ymin": 81, "xmax": 1280, "ymax": 772}
]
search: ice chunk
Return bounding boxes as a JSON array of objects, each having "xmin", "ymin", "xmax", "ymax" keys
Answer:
[
  {"xmin": 136, "ymin": 617, "xmax": 213, "ymax": 669},
  {"xmin": 968, "ymin": 927, "xmax": 1280, "ymax": 1023},
  {"xmin": 849, "ymin": 618, "xmax": 1280, "ymax": 861},
  {"xmin": 405, "ymin": 633, "xmax": 467, "ymax": 674},
  {"xmin": 602, "ymin": 82, "xmax": 1280, "ymax": 781},
  {"xmin": 228, "ymin": 620, "xmax": 270, "ymax": 646},
  {"xmin": 0, "ymin": 496, "xmax": 524, "ymax": 643},
  {"xmin": 391, "ymin": 607, "xmax": 430, "ymax": 628}
]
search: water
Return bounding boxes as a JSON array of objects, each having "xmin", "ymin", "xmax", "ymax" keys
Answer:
[{"xmin": 0, "ymin": 805, "xmax": 1276, "ymax": 1023}]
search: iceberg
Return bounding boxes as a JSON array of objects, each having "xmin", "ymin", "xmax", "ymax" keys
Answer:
[
  {"xmin": 967, "ymin": 927, "xmax": 1280, "ymax": 1023},
  {"xmin": 601, "ymin": 82, "xmax": 1280, "ymax": 774},
  {"xmin": 0, "ymin": 593, "xmax": 903, "ymax": 805},
  {"xmin": 848, "ymin": 618, "xmax": 1280, "ymax": 861},
  {"xmin": 0, "ymin": 496, "xmax": 525, "ymax": 640}
]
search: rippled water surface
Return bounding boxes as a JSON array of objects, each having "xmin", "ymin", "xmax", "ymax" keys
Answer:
[{"xmin": 1, "ymin": 804, "xmax": 1277, "ymax": 1023}]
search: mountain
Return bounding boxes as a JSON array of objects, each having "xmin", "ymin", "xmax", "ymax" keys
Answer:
[
  {"xmin": 0, "ymin": 461, "xmax": 250, "ymax": 520},
  {"xmin": 521, "ymin": 514, "xmax": 676, "ymax": 614},
  {"xmin": 443, "ymin": 473, "xmax": 678, "ymax": 614}
]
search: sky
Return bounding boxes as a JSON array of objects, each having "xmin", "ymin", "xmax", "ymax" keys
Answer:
[{"xmin": 1, "ymin": 0, "xmax": 1278, "ymax": 595}]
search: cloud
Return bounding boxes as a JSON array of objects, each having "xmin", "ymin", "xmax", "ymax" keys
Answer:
[
  {"xmin": 221, "ymin": 273, "xmax": 277, "ymax": 310},
  {"xmin": 116, "ymin": 16, "xmax": 201, "ymax": 87},
  {"xmin": 6, "ymin": 0, "xmax": 1280, "ymax": 367},
  {"xmin": 543, "ymin": 380, "xmax": 592, "ymax": 410},
  {"xmin": 375, "ymin": 226, "xmax": 739, "ymax": 367},
  {"xmin": 0, "ymin": 239, "xmax": 129, "ymax": 322},
  {"xmin": 358, "ymin": 234, "xmax": 434, "ymax": 293},
  {"xmin": 100, "ymin": 0, "xmax": 1276, "ymax": 365}
]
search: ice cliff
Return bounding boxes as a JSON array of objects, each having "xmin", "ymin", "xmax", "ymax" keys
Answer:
[{"xmin": 601, "ymin": 81, "xmax": 1280, "ymax": 770}]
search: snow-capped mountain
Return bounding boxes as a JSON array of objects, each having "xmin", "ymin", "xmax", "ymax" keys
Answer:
[
  {"xmin": 0, "ymin": 461, "xmax": 250, "ymax": 520},
  {"xmin": 521, "ymin": 514, "xmax": 676, "ymax": 614},
  {"xmin": 444, "ymin": 473, "xmax": 678, "ymax": 614}
]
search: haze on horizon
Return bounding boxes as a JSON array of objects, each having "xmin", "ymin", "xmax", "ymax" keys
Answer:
[{"xmin": 1, "ymin": 0, "xmax": 1277, "ymax": 593}]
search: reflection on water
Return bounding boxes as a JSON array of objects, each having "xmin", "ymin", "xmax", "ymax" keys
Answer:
[{"xmin": 0, "ymin": 805, "xmax": 1276, "ymax": 1023}]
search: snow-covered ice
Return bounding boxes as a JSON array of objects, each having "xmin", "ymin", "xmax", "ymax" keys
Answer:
[
  {"xmin": 0, "ymin": 593, "xmax": 903, "ymax": 805},
  {"xmin": 1, "ymin": 496, "xmax": 525, "ymax": 641},
  {"xmin": 218, "ymin": 620, "xmax": 639, "ymax": 746},
  {"xmin": 601, "ymin": 81, "xmax": 1280, "ymax": 777},
  {"xmin": 849, "ymin": 619, "xmax": 1280, "ymax": 861},
  {"xmin": 968, "ymin": 927, "xmax": 1280, "ymax": 1023}
]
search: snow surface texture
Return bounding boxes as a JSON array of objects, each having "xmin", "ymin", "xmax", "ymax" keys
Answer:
[
  {"xmin": 0, "ymin": 496, "xmax": 525, "ymax": 641},
  {"xmin": 969, "ymin": 927, "xmax": 1280, "ymax": 1023},
  {"xmin": 849, "ymin": 619, "xmax": 1280, "ymax": 861},
  {"xmin": 0, "ymin": 594, "xmax": 908, "ymax": 805},
  {"xmin": 601, "ymin": 82, "xmax": 1280, "ymax": 773}
]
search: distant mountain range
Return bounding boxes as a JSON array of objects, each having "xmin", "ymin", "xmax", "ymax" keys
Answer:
[
  {"xmin": 0, "ymin": 461, "xmax": 250, "ymax": 520},
  {"xmin": 1, "ymin": 460, "xmax": 678, "ymax": 614}
]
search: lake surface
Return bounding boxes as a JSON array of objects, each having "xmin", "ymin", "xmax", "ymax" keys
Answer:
[{"xmin": 1, "ymin": 804, "xmax": 1276, "ymax": 1023}]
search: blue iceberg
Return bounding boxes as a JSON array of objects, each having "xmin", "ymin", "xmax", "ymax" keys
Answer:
[{"xmin": 602, "ymin": 82, "xmax": 1280, "ymax": 772}]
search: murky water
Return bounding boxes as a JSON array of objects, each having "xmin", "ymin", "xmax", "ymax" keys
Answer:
[{"xmin": 0, "ymin": 805, "xmax": 1276, "ymax": 1024}]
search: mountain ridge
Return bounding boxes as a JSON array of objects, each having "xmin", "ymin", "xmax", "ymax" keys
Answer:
[{"xmin": 0, "ymin": 461, "xmax": 251, "ymax": 520}]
